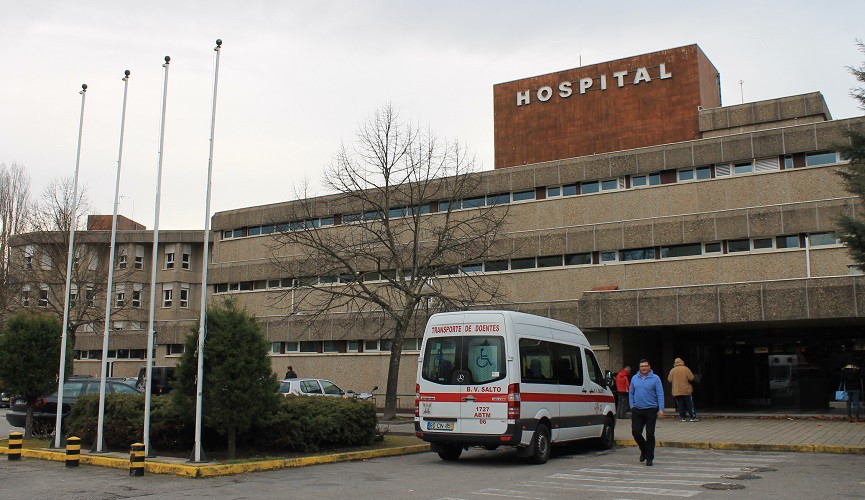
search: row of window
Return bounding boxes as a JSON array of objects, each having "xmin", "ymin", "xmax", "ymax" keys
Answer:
[
  {"xmin": 75, "ymin": 344, "xmax": 185, "ymax": 360},
  {"xmin": 212, "ymin": 232, "xmax": 840, "ymax": 294},
  {"xmin": 270, "ymin": 338, "xmax": 418, "ymax": 355},
  {"xmin": 220, "ymin": 151, "xmax": 841, "ymax": 240},
  {"xmin": 23, "ymin": 283, "xmax": 192, "ymax": 310},
  {"xmin": 23, "ymin": 244, "xmax": 193, "ymax": 272}
]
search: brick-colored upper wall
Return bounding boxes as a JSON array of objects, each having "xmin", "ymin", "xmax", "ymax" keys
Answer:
[
  {"xmin": 493, "ymin": 44, "xmax": 720, "ymax": 168},
  {"xmin": 87, "ymin": 214, "xmax": 146, "ymax": 231}
]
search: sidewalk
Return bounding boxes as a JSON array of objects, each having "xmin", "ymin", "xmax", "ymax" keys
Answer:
[{"xmin": 388, "ymin": 416, "xmax": 865, "ymax": 454}]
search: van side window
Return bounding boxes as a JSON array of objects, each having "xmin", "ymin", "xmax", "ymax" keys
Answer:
[
  {"xmin": 585, "ymin": 349, "xmax": 603, "ymax": 385},
  {"xmin": 519, "ymin": 339, "xmax": 556, "ymax": 384},
  {"xmin": 556, "ymin": 345, "xmax": 584, "ymax": 386}
]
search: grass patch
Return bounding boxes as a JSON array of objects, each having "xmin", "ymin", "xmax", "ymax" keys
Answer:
[
  {"xmin": 219, "ymin": 435, "xmax": 424, "ymax": 465},
  {"xmin": 0, "ymin": 438, "xmax": 51, "ymax": 449}
]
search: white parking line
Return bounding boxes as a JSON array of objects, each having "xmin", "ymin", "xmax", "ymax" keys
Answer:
[
  {"xmin": 600, "ymin": 463, "xmax": 759, "ymax": 472},
  {"xmin": 577, "ymin": 468, "xmax": 725, "ymax": 479},
  {"xmin": 548, "ymin": 474, "xmax": 707, "ymax": 486},
  {"xmin": 661, "ymin": 450, "xmax": 789, "ymax": 461},
  {"xmin": 516, "ymin": 482, "xmax": 700, "ymax": 498},
  {"xmin": 641, "ymin": 460, "xmax": 780, "ymax": 467},
  {"xmin": 474, "ymin": 488, "xmax": 549, "ymax": 499}
]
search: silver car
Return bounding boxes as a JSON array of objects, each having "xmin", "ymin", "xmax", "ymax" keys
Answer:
[{"xmin": 279, "ymin": 378, "xmax": 346, "ymax": 397}]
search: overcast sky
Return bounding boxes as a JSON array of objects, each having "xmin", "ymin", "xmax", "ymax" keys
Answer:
[{"xmin": 1, "ymin": 1, "xmax": 863, "ymax": 229}]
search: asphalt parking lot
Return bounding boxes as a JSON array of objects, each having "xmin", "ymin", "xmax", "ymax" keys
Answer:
[{"xmin": 2, "ymin": 441, "xmax": 864, "ymax": 498}]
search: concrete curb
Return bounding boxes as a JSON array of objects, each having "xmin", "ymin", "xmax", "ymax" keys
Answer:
[
  {"xmin": 0, "ymin": 443, "xmax": 431, "ymax": 477},
  {"xmin": 614, "ymin": 439, "xmax": 865, "ymax": 455}
]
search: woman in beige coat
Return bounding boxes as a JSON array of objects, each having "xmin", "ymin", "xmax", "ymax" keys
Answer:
[{"xmin": 668, "ymin": 358, "xmax": 698, "ymax": 421}]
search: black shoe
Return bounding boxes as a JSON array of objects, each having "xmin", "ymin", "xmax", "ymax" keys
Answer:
[
  {"xmin": 639, "ymin": 453, "xmax": 646, "ymax": 463},
  {"xmin": 646, "ymin": 459, "xmax": 653, "ymax": 466}
]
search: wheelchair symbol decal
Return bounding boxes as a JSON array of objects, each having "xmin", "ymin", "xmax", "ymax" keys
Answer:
[{"xmin": 475, "ymin": 348, "xmax": 492, "ymax": 368}]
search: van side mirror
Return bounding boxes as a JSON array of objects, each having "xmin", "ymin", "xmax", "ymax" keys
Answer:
[{"xmin": 604, "ymin": 370, "xmax": 613, "ymax": 388}]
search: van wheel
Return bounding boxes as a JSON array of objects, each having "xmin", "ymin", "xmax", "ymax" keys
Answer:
[
  {"xmin": 438, "ymin": 445, "xmax": 462, "ymax": 461},
  {"xmin": 529, "ymin": 423, "xmax": 551, "ymax": 464},
  {"xmin": 595, "ymin": 415, "xmax": 615, "ymax": 450}
]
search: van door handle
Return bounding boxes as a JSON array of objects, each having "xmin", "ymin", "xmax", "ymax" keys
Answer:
[
  {"xmin": 581, "ymin": 389, "xmax": 588, "ymax": 393},
  {"xmin": 461, "ymin": 395, "xmax": 476, "ymax": 402}
]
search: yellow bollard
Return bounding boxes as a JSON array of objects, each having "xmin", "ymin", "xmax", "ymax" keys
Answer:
[
  {"xmin": 129, "ymin": 442, "xmax": 145, "ymax": 476},
  {"xmin": 8, "ymin": 432, "xmax": 23, "ymax": 461},
  {"xmin": 66, "ymin": 436, "xmax": 81, "ymax": 468}
]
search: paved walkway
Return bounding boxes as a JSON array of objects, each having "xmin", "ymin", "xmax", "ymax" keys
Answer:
[{"xmin": 385, "ymin": 416, "xmax": 865, "ymax": 453}]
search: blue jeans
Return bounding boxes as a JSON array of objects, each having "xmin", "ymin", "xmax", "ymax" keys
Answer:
[{"xmin": 847, "ymin": 390, "xmax": 861, "ymax": 418}]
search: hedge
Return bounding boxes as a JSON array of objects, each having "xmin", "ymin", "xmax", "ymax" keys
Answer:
[{"xmin": 65, "ymin": 394, "xmax": 378, "ymax": 453}]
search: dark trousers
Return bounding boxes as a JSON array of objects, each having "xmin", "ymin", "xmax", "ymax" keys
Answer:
[
  {"xmin": 616, "ymin": 392, "xmax": 630, "ymax": 419},
  {"xmin": 631, "ymin": 407, "xmax": 659, "ymax": 460},
  {"xmin": 848, "ymin": 390, "xmax": 861, "ymax": 418},
  {"xmin": 675, "ymin": 395, "xmax": 696, "ymax": 419}
]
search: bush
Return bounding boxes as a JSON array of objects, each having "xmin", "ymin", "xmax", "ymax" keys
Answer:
[
  {"xmin": 65, "ymin": 394, "xmax": 378, "ymax": 454},
  {"xmin": 251, "ymin": 396, "xmax": 379, "ymax": 453}
]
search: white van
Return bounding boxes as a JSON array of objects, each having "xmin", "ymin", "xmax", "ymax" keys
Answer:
[{"xmin": 415, "ymin": 310, "xmax": 616, "ymax": 463}]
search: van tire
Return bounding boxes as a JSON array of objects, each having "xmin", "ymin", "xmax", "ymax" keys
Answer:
[
  {"xmin": 528, "ymin": 423, "xmax": 551, "ymax": 464},
  {"xmin": 438, "ymin": 445, "xmax": 462, "ymax": 461},
  {"xmin": 595, "ymin": 415, "xmax": 615, "ymax": 450}
]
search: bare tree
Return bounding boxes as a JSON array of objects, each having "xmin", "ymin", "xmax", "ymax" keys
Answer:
[
  {"xmin": 270, "ymin": 104, "xmax": 509, "ymax": 418},
  {"xmin": 0, "ymin": 162, "xmax": 32, "ymax": 327},
  {"xmin": 8, "ymin": 177, "xmax": 132, "ymax": 353}
]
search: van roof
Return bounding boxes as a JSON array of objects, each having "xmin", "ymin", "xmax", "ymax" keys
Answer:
[{"xmin": 428, "ymin": 310, "xmax": 585, "ymax": 337}]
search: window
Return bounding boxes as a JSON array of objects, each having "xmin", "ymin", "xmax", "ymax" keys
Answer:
[
  {"xmin": 115, "ymin": 291, "xmax": 125, "ymax": 307},
  {"xmin": 113, "ymin": 383, "xmax": 140, "ymax": 394},
  {"xmin": 777, "ymin": 235, "xmax": 800, "ymax": 249},
  {"xmin": 223, "ymin": 230, "xmax": 233, "ymax": 239},
  {"xmin": 580, "ymin": 181, "xmax": 599, "ymax": 194},
  {"xmin": 323, "ymin": 341, "xmax": 340, "ymax": 353},
  {"xmin": 696, "ymin": 166, "xmax": 712, "ymax": 180},
  {"xmin": 783, "ymin": 156, "xmax": 794, "ymax": 169},
  {"xmin": 585, "ymin": 350, "xmax": 604, "ymax": 385},
  {"xmin": 460, "ymin": 263, "xmax": 483, "ymax": 274},
  {"xmin": 601, "ymin": 179, "xmax": 618, "ymax": 191},
  {"xmin": 510, "ymin": 257, "xmax": 536, "ymax": 270},
  {"xmin": 38, "ymin": 287, "xmax": 49, "ymax": 307},
  {"xmin": 179, "ymin": 286, "xmax": 189, "ymax": 308},
  {"xmin": 347, "ymin": 341, "xmax": 360, "ymax": 353},
  {"xmin": 300, "ymin": 380, "xmax": 323, "ymax": 394},
  {"xmin": 547, "ymin": 186, "xmax": 561, "ymax": 197},
  {"xmin": 321, "ymin": 380, "xmax": 344, "ymax": 395},
  {"xmin": 85, "ymin": 286, "xmax": 95, "ymax": 305},
  {"xmin": 512, "ymin": 190, "xmax": 535, "ymax": 202},
  {"xmin": 117, "ymin": 254, "xmax": 127, "ymax": 270},
  {"xmin": 620, "ymin": 247, "xmax": 655, "ymax": 261},
  {"xmin": 380, "ymin": 339, "xmax": 393, "ymax": 351},
  {"xmin": 181, "ymin": 244, "xmax": 191, "ymax": 270},
  {"xmin": 421, "ymin": 336, "xmax": 505, "ymax": 385},
  {"xmin": 462, "ymin": 196, "xmax": 485, "ymax": 209},
  {"xmin": 364, "ymin": 340, "xmax": 380, "ymax": 352},
  {"xmin": 440, "ymin": 200, "xmax": 461, "ymax": 212},
  {"xmin": 22, "ymin": 286, "xmax": 30, "ymax": 307},
  {"xmin": 162, "ymin": 286, "xmax": 173, "ymax": 307},
  {"xmin": 519, "ymin": 339, "xmax": 555, "ymax": 384},
  {"xmin": 129, "ymin": 289, "xmax": 141, "ymax": 308},
  {"xmin": 585, "ymin": 330, "xmax": 610, "ymax": 347},
  {"xmin": 809, "ymin": 232, "xmax": 839, "ymax": 246},
  {"xmin": 752, "ymin": 238, "xmax": 774, "ymax": 250},
  {"xmin": 600, "ymin": 251, "xmax": 617, "ymax": 263},
  {"xmin": 631, "ymin": 175, "xmax": 648, "ymax": 187},
  {"xmin": 166, "ymin": 344, "xmax": 185, "ymax": 356},
  {"xmin": 660, "ymin": 243, "xmax": 702, "ymax": 259},
  {"xmin": 401, "ymin": 338, "xmax": 420, "ymax": 351},
  {"xmin": 300, "ymin": 341, "xmax": 320, "ymax": 353},
  {"xmin": 537, "ymin": 255, "xmax": 563, "ymax": 268},
  {"xmin": 320, "ymin": 217, "xmax": 334, "ymax": 226},
  {"xmin": 805, "ymin": 151, "xmax": 837, "ymax": 167},
  {"xmin": 678, "ymin": 169, "xmax": 695, "ymax": 182},
  {"xmin": 733, "ymin": 162, "xmax": 754, "ymax": 175},
  {"xmin": 24, "ymin": 245, "xmax": 34, "ymax": 269},
  {"xmin": 214, "ymin": 283, "xmax": 228, "ymax": 293},
  {"xmin": 248, "ymin": 226, "xmax": 261, "ymax": 236},
  {"xmin": 565, "ymin": 253, "xmax": 591, "ymax": 266},
  {"xmin": 555, "ymin": 345, "xmax": 584, "ymax": 386},
  {"xmin": 69, "ymin": 286, "xmax": 78, "ymax": 309},
  {"xmin": 704, "ymin": 242, "xmax": 722, "ymax": 254},
  {"xmin": 271, "ymin": 342, "xmax": 286, "ymax": 354},
  {"xmin": 285, "ymin": 342, "xmax": 299, "ymax": 353},
  {"xmin": 114, "ymin": 321, "xmax": 125, "ymax": 331},
  {"xmin": 487, "ymin": 193, "xmax": 510, "ymax": 206},
  {"xmin": 484, "ymin": 260, "xmax": 509, "ymax": 272},
  {"xmin": 41, "ymin": 253, "xmax": 52, "ymax": 270},
  {"xmin": 728, "ymin": 239, "xmax": 751, "ymax": 253},
  {"xmin": 134, "ymin": 246, "xmax": 145, "ymax": 269},
  {"xmin": 164, "ymin": 244, "xmax": 175, "ymax": 269}
]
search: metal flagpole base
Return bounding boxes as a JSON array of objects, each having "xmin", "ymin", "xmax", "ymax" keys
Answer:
[
  {"xmin": 48, "ymin": 432, "xmax": 66, "ymax": 449},
  {"xmin": 187, "ymin": 448, "xmax": 208, "ymax": 464},
  {"xmin": 90, "ymin": 436, "xmax": 108, "ymax": 454}
]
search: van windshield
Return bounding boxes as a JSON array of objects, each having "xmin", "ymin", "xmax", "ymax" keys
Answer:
[{"xmin": 421, "ymin": 336, "xmax": 506, "ymax": 385}]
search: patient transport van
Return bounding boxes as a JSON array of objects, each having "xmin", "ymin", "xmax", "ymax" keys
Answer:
[{"xmin": 415, "ymin": 310, "xmax": 616, "ymax": 463}]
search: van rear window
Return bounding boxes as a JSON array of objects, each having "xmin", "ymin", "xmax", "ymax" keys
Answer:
[{"xmin": 421, "ymin": 336, "xmax": 505, "ymax": 385}]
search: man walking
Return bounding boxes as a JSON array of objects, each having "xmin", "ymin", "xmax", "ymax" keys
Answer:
[
  {"xmin": 668, "ymin": 358, "xmax": 698, "ymax": 422},
  {"xmin": 615, "ymin": 366, "xmax": 631, "ymax": 419},
  {"xmin": 629, "ymin": 359, "xmax": 665, "ymax": 466},
  {"xmin": 284, "ymin": 366, "xmax": 298, "ymax": 379},
  {"xmin": 841, "ymin": 361, "xmax": 863, "ymax": 422}
]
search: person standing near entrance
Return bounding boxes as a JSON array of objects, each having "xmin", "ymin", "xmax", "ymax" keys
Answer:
[
  {"xmin": 284, "ymin": 366, "xmax": 298, "ymax": 379},
  {"xmin": 629, "ymin": 359, "xmax": 665, "ymax": 466},
  {"xmin": 668, "ymin": 358, "xmax": 699, "ymax": 422},
  {"xmin": 841, "ymin": 361, "xmax": 863, "ymax": 421},
  {"xmin": 615, "ymin": 366, "xmax": 631, "ymax": 419}
]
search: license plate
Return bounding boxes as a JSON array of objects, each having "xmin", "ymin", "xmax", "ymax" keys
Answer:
[{"xmin": 427, "ymin": 421, "xmax": 454, "ymax": 431}]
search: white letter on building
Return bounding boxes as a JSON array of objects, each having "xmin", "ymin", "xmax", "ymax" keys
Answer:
[
  {"xmin": 537, "ymin": 86, "xmax": 553, "ymax": 102},
  {"xmin": 659, "ymin": 63, "xmax": 672, "ymax": 79},
  {"xmin": 613, "ymin": 71, "xmax": 628, "ymax": 87},
  {"xmin": 559, "ymin": 81, "xmax": 572, "ymax": 98},
  {"xmin": 579, "ymin": 77, "xmax": 593, "ymax": 94},
  {"xmin": 599, "ymin": 74, "xmax": 607, "ymax": 90},
  {"xmin": 633, "ymin": 67, "xmax": 651, "ymax": 84},
  {"xmin": 516, "ymin": 90, "xmax": 530, "ymax": 106}
]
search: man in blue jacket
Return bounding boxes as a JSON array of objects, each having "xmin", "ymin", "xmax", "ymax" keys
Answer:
[{"xmin": 629, "ymin": 359, "xmax": 665, "ymax": 466}]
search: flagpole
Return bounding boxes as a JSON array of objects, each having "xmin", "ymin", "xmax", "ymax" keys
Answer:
[
  {"xmin": 52, "ymin": 83, "xmax": 87, "ymax": 449},
  {"xmin": 95, "ymin": 70, "xmax": 131, "ymax": 453},
  {"xmin": 144, "ymin": 56, "xmax": 170, "ymax": 458},
  {"xmin": 193, "ymin": 38, "xmax": 222, "ymax": 464}
]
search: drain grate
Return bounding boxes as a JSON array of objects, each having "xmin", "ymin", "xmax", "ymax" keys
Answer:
[
  {"xmin": 721, "ymin": 473, "xmax": 763, "ymax": 480},
  {"xmin": 744, "ymin": 467, "xmax": 777, "ymax": 473},
  {"xmin": 702, "ymin": 483, "xmax": 747, "ymax": 491}
]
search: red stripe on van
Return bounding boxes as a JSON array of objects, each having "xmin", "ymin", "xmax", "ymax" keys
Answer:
[
  {"xmin": 418, "ymin": 393, "xmax": 508, "ymax": 403},
  {"xmin": 419, "ymin": 392, "xmax": 614, "ymax": 404}
]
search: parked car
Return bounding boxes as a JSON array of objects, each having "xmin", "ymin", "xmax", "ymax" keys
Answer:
[
  {"xmin": 279, "ymin": 378, "xmax": 348, "ymax": 397},
  {"xmin": 134, "ymin": 366, "xmax": 176, "ymax": 395},
  {"xmin": 5, "ymin": 378, "xmax": 141, "ymax": 430},
  {"xmin": 0, "ymin": 392, "xmax": 11, "ymax": 408}
]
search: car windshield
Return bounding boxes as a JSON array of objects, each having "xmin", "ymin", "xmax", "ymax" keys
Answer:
[
  {"xmin": 279, "ymin": 381, "xmax": 292, "ymax": 393},
  {"xmin": 421, "ymin": 335, "xmax": 506, "ymax": 385},
  {"xmin": 320, "ymin": 380, "xmax": 343, "ymax": 395}
]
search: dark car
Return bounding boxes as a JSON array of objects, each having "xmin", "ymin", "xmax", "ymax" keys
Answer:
[
  {"xmin": 0, "ymin": 392, "xmax": 11, "ymax": 408},
  {"xmin": 134, "ymin": 366, "xmax": 176, "ymax": 395},
  {"xmin": 5, "ymin": 379, "xmax": 141, "ymax": 430}
]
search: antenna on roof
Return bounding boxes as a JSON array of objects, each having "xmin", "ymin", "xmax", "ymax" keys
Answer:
[{"xmin": 739, "ymin": 80, "xmax": 744, "ymax": 104}]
